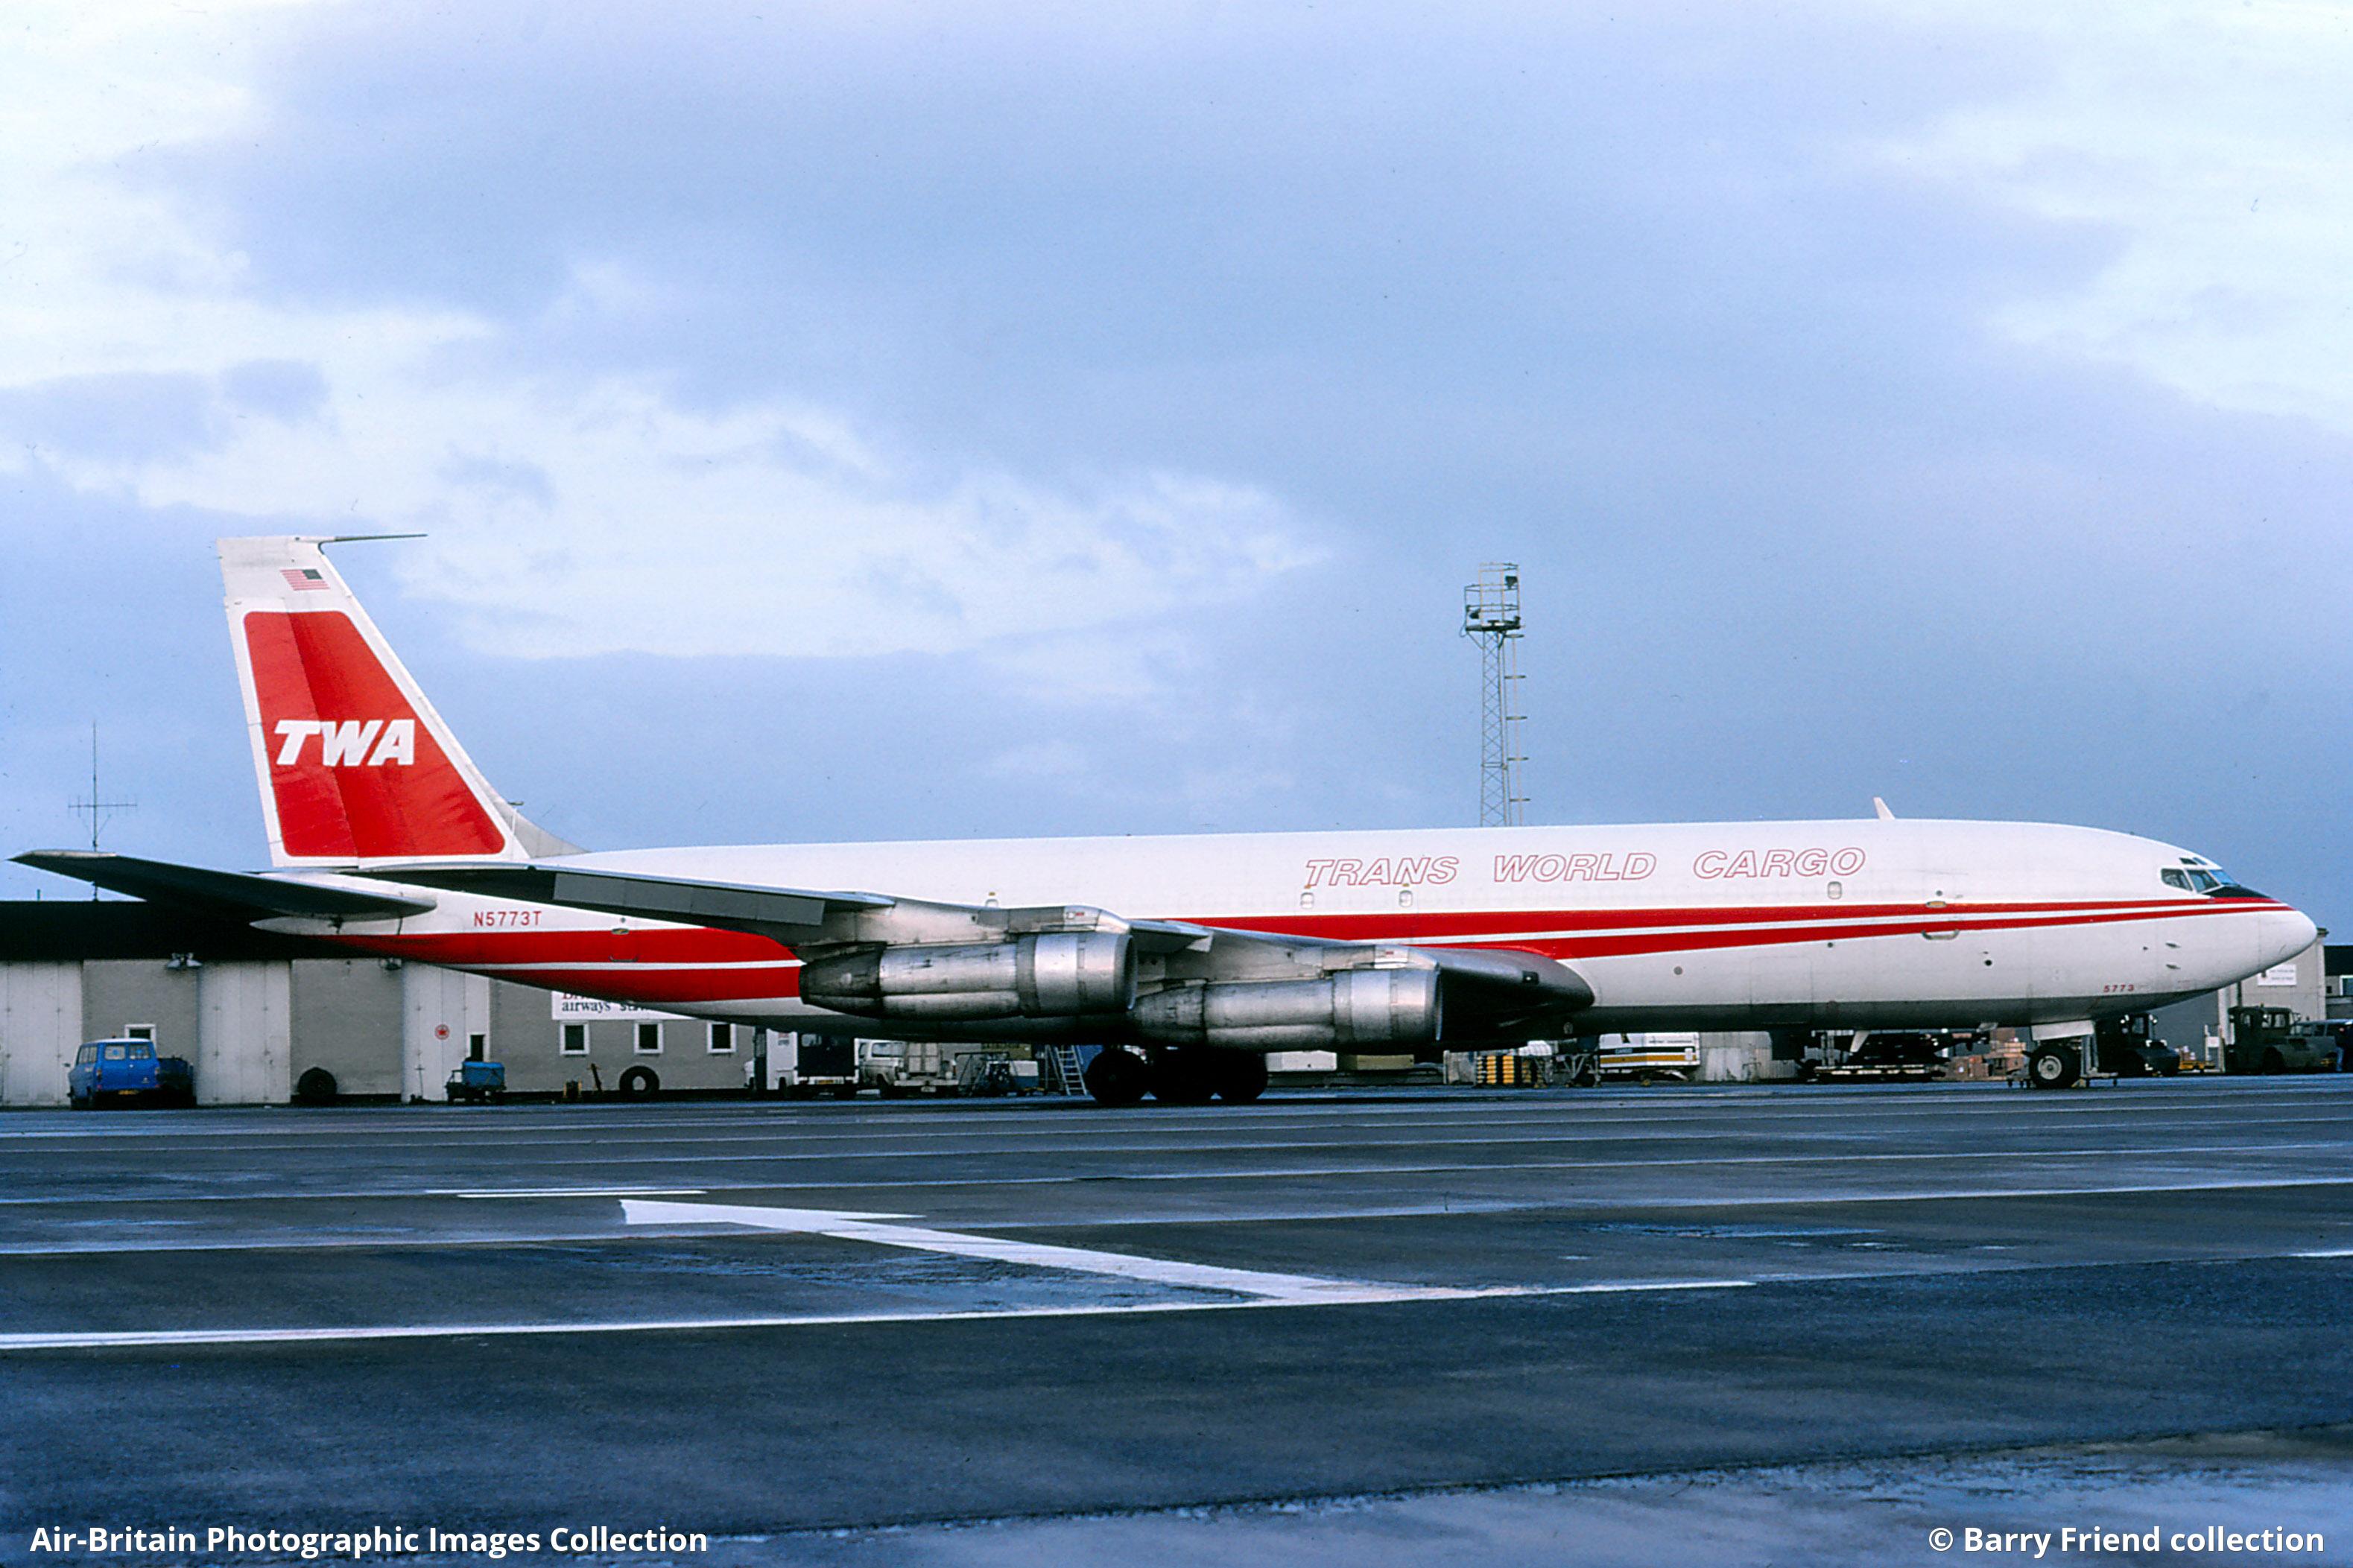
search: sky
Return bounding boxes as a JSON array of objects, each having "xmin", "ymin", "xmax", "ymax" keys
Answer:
[{"xmin": 1, "ymin": 0, "xmax": 2349, "ymax": 923}]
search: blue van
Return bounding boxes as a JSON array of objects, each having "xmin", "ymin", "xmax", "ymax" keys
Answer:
[{"xmin": 68, "ymin": 1039, "xmax": 197, "ymax": 1108}]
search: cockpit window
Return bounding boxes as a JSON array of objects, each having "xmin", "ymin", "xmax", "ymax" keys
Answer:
[
  {"xmin": 2161, "ymin": 869, "xmax": 2192, "ymax": 891},
  {"xmin": 2188, "ymin": 869, "xmax": 2223, "ymax": 892}
]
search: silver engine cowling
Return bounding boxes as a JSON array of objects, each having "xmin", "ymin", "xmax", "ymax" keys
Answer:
[
  {"xmin": 1130, "ymin": 969, "xmax": 1442, "ymax": 1051},
  {"xmin": 799, "ymin": 932, "xmax": 1136, "ymax": 1021}
]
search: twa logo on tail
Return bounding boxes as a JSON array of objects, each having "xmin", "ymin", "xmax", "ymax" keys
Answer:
[
  {"xmin": 273, "ymin": 719, "xmax": 417, "ymax": 767},
  {"xmin": 219, "ymin": 536, "xmax": 576, "ymax": 868},
  {"xmin": 239, "ymin": 608, "xmax": 507, "ymax": 861}
]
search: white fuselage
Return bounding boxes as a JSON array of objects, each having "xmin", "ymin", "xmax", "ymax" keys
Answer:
[{"xmin": 307, "ymin": 817, "xmax": 2316, "ymax": 1041}]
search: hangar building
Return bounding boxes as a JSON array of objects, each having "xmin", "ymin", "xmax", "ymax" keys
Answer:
[{"xmin": 0, "ymin": 901, "xmax": 752, "ymax": 1107}]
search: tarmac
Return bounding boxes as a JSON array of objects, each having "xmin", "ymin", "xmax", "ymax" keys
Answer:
[{"xmin": 1, "ymin": 1077, "xmax": 2349, "ymax": 1565}]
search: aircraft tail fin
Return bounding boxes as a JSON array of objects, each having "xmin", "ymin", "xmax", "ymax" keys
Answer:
[{"xmin": 218, "ymin": 536, "xmax": 581, "ymax": 868}]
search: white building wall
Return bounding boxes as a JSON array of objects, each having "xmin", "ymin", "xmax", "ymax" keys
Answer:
[
  {"xmin": 2232, "ymin": 938, "xmax": 2328, "ymax": 1022},
  {"xmin": 402, "ymin": 964, "xmax": 490, "ymax": 1102},
  {"xmin": 0, "ymin": 963, "xmax": 84, "ymax": 1107},
  {"xmin": 1695, "ymin": 1031, "xmax": 1787, "ymax": 1082},
  {"xmin": 196, "ymin": 961, "xmax": 293, "ymax": 1105}
]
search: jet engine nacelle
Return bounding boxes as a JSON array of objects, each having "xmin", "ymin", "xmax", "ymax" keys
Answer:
[
  {"xmin": 800, "ymin": 932, "xmax": 1136, "ymax": 1021},
  {"xmin": 1132, "ymin": 969, "xmax": 1442, "ymax": 1051}
]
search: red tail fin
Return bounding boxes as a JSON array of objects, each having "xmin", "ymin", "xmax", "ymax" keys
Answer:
[{"xmin": 221, "ymin": 538, "xmax": 575, "ymax": 866}]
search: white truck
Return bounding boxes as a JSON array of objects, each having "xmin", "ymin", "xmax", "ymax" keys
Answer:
[{"xmin": 750, "ymin": 1032, "xmax": 861, "ymax": 1098}]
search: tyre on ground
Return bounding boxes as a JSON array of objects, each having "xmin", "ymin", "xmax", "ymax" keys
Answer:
[
  {"xmin": 2027, "ymin": 1044, "xmax": 2080, "ymax": 1090},
  {"xmin": 1148, "ymin": 1048, "xmax": 1219, "ymax": 1105},
  {"xmin": 1083, "ymin": 1047, "xmax": 1150, "ymax": 1107},
  {"xmin": 618, "ymin": 1065, "xmax": 659, "ymax": 1096},
  {"xmin": 1212, "ymin": 1053, "xmax": 1270, "ymax": 1103}
]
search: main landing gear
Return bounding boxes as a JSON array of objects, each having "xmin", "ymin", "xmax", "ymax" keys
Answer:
[{"xmin": 1082, "ymin": 1047, "xmax": 1268, "ymax": 1106}]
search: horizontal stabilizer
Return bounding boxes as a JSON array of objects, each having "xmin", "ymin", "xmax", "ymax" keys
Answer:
[{"xmin": 13, "ymin": 851, "xmax": 436, "ymax": 921}]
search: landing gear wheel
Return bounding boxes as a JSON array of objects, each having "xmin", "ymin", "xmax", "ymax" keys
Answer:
[
  {"xmin": 1148, "ymin": 1048, "xmax": 1219, "ymax": 1105},
  {"xmin": 1210, "ymin": 1053, "xmax": 1270, "ymax": 1103},
  {"xmin": 2027, "ymin": 1044, "xmax": 2080, "ymax": 1090},
  {"xmin": 1083, "ymin": 1047, "xmax": 1150, "ymax": 1107}
]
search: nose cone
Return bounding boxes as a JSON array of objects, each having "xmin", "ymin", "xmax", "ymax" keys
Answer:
[{"xmin": 2261, "ymin": 905, "xmax": 2319, "ymax": 970}]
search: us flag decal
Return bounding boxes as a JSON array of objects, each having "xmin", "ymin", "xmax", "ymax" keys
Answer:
[{"xmin": 281, "ymin": 568, "xmax": 330, "ymax": 591}]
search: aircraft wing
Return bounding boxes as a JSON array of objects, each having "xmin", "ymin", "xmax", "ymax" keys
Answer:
[
  {"xmin": 381, "ymin": 862, "xmax": 893, "ymax": 941},
  {"xmin": 13, "ymin": 851, "xmax": 436, "ymax": 922},
  {"xmin": 376, "ymin": 861, "xmax": 1592, "ymax": 1026}
]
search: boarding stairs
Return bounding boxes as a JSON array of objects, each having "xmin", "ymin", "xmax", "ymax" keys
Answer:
[{"xmin": 1040, "ymin": 1044, "xmax": 1091, "ymax": 1097}]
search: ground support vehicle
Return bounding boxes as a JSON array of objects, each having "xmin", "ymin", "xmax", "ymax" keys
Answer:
[
  {"xmin": 67, "ymin": 1039, "xmax": 195, "ymax": 1108},
  {"xmin": 2226, "ymin": 1007, "xmax": 2337, "ymax": 1074},
  {"xmin": 954, "ymin": 1053, "xmax": 1036, "ymax": 1096},
  {"xmin": 2094, "ymin": 1015, "xmax": 2182, "ymax": 1077},
  {"xmin": 1811, "ymin": 1030, "xmax": 1953, "ymax": 1082},
  {"xmin": 444, "ymin": 1060, "xmax": 507, "ymax": 1103},
  {"xmin": 752, "ymin": 1033, "xmax": 861, "ymax": 1099},
  {"xmin": 860, "ymin": 1040, "xmax": 963, "ymax": 1096},
  {"xmin": 1470, "ymin": 1050, "xmax": 1556, "ymax": 1087},
  {"xmin": 2287, "ymin": 1018, "xmax": 2352, "ymax": 1073},
  {"xmin": 1595, "ymin": 1036, "xmax": 1697, "ymax": 1085}
]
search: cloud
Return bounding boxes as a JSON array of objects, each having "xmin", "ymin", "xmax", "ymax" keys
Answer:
[
  {"xmin": 0, "ymin": 0, "xmax": 1322, "ymax": 673},
  {"xmin": 1876, "ymin": 0, "xmax": 2353, "ymax": 431},
  {"xmin": 4, "ymin": 0, "xmax": 2351, "ymax": 921},
  {"xmin": 0, "ymin": 372, "xmax": 219, "ymax": 463}
]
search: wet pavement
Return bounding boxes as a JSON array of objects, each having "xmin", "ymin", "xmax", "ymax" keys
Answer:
[{"xmin": 1, "ymin": 1079, "xmax": 2348, "ymax": 1563}]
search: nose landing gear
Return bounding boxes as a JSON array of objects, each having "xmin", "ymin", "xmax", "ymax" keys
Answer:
[{"xmin": 2027, "ymin": 1044, "xmax": 2082, "ymax": 1089}]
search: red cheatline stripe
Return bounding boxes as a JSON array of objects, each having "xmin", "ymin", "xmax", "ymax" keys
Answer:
[
  {"xmin": 318, "ymin": 896, "xmax": 2281, "ymax": 1009},
  {"xmin": 1408, "ymin": 900, "xmax": 2277, "ymax": 952},
  {"xmin": 326, "ymin": 927, "xmax": 794, "ymax": 965},
  {"xmin": 498, "ymin": 969, "xmax": 804, "ymax": 1003},
  {"xmin": 336, "ymin": 895, "xmax": 2269, "ymax": 970}
]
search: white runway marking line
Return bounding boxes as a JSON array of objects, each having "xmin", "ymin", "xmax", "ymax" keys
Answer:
[
  {"xmin": 14, "ymin": 1126, "xmax": 2322, "ymax": 1190},
  {"xmin": 618, "ymin": 1197, "xmax": 1486, "ymax": 1305},
  {"xmin": 438, "ymin": 1187, "xmax": 708, "ymax": 1199},
  {"xmin": 0, "ymin": 1197, "xmax": 1767, "ymax": 1348},
  {"xmin": 0, "ymin": 1277, "xmax": 1757, "ymax": 1353},
  {"xmin": 0, "ymin": 1144, "xmax": 2344, "ymax": 1212}
]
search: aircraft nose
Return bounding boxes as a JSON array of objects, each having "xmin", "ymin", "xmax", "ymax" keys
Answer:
[{"xmin": 2263, "ymin": 906, "xmax": 2319, "ymax": 968}]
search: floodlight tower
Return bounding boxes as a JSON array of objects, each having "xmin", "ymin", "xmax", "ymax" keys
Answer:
[{"xmin": 1462, "ymin": 562, "xmax": 1526, "ymax": 828}]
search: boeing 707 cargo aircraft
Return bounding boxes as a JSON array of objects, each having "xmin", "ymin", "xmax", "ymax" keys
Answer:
[{"xmin": 16, "ymin": 537, "xmax": 2316, "ymax": 1103}]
